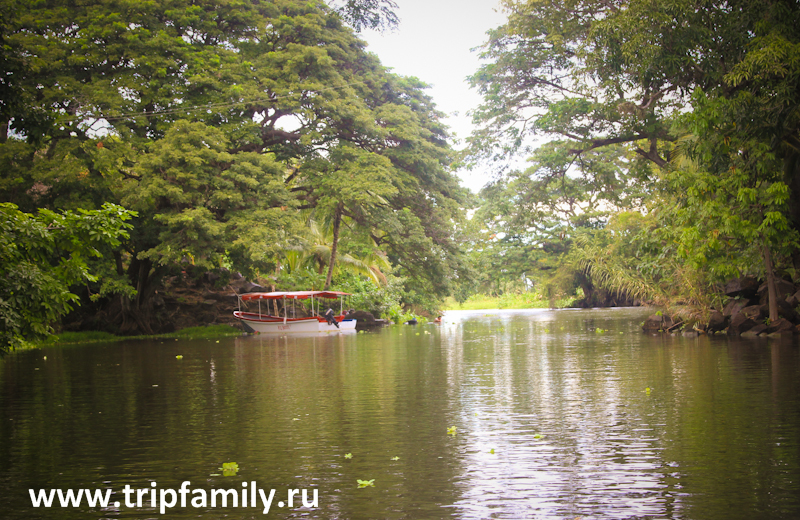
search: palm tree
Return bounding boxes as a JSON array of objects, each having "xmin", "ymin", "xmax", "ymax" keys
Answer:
[{"xmin": 280, "ymin": 213, "xmax": 391, "ymax": 287}]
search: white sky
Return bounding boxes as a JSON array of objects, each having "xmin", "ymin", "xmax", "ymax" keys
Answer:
[{"xmin": 360, "ymin": 0, "xmax": 508, "ymax": 192}]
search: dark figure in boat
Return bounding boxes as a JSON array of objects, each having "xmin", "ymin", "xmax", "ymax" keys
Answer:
[{"xmin": 324, "ymin": 308, "xmax": 339, "ymax": 328}]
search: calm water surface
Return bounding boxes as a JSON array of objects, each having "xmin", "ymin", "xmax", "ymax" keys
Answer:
[{"xmin": 2, "ymin": 308, "xmax": 800, "ymax": 519}]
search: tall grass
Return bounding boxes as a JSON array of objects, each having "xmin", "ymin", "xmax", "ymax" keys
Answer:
[
  {"xmin": 37, "ymin": 324, "xmax": 243, "ymax": 346},
  {"xmin": 444, "ymin": 292, "xmax": 577, "ymax": 310}
]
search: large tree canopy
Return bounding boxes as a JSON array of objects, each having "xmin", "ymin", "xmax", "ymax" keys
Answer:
[
  {"xmin": 0, "ymin": 0, "xmax": 467, "ymax": 338},
  {"xmin": 467, "ymin": 0, "xmax": 800, "ymax": 317}
]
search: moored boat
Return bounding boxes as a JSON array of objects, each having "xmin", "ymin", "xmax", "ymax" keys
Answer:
[{"xmin": 234, "ymin": 291, "xmax": 356, "ymax": 334}]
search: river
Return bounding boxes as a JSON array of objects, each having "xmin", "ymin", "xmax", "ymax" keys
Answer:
[{"xmin": 1, "ymin": 308, "xmax": 799, "ymax": 519}]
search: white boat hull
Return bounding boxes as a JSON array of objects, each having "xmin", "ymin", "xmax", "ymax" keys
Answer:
[{"xmin": 234, "ymin": 312, "xmax": 356, "ymax": 334}]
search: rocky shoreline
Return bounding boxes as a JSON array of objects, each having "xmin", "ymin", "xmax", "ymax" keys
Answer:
[{"xmin": 642, "ymin": 276, "xmax": 800, "ymax": 338}]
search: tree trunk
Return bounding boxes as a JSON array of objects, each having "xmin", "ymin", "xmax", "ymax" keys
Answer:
[
  {"xmin": 761, "ymin": 237, "xmax": 779, "ymax": 322},
  {"xmin": 784, "ymin": 151, "xmax": 800, "ymax": 271},
  {"xmin": 114, "ymin": 251, "xmax": 124, "ymax": 276},
  {"xmin": 135, "ymin": 258, "xmax": 152, "ymax": 309},
  {"xmin": 324, "ymin": 204, "xmax": 343, "ymax": 290},
  {"xmin": 577, "ymin": 271, "xmax": 595, "ymax": 307}
]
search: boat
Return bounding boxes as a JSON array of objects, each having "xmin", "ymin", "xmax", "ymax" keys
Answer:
[{"xmin": 233, "ymin": 291, "xmax": 357, "ymax": 334}]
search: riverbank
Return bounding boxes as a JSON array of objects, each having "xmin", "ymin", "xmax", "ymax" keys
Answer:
[
  {"xmin": 33, "ymin": 324, "xmax": 243, "ymax": 347},
  {"xmin": 443, "ymin": 293, "xmax": 577, "ymax": 311}
]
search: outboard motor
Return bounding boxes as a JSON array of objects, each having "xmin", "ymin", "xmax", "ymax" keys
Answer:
[{"xmin": 324, "ymin": 308, "xmax": 339, "ymax": 328}]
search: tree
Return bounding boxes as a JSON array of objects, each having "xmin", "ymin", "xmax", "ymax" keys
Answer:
[
  {"xmin": 295, "ymin": 144, "xmax": 396, "ymax": 289},
  {"xmin": 278, "ymin": 214, "xmax": 391, "ymax": 288},
  {"xmin": 0, "ymin": 0, "xmax": 467, "ymax": 331},
  {"xmin": 0, "ymin": 203, "xmax": 134, "ymax": 350},
  {"xmin": 469, "ymin": 0, "xmax": 800, "ymax": 314},
  {"xmin": 120, "ymin": 120, "xmax": 299, "ymax": 302},
  {"xmin": 331, "ymin": 0, "xmax": 400, "ymax": 32},
  {"xmin": 464, "ymin": 141, "xmax": 648, "ymax": 302}
]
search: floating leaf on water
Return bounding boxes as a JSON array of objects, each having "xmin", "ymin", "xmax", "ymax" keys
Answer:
[
  {"xmin": 489, "ymin": 448, "xmax": 495, "ymax": 454},
  {"xmin": 645, "ymin": 387, "xmax": 651, "ymax": 395},
  {"xmin": 292, "ymin": 417, "xmax": 300, "ymax": 421},
  {"xmin": 391, "ymin": 456, "xmax": 399, "ymax": 461},
  {"xmin": 175, "ymin": 355, "xmax": 183, "ymax": 359},
  {"xmin": 344, "ymin": 453, "xmax": 353, "ymax": 459},
  {"xmin": 357, "ymin": 479, "xmax": 375, "ymax": 488},
  {"xmin": 220, "ymin": 462, "xmax": 239, "ymax": 476},
  {"xmin": 43, "ymin": 356, "xmax": 47, "ymax": 361},
  {"xmin": 447, "ymin": 426, "xmax": 457, "ymax": 436},
  {"xmin": 533, "ymin": 434, "xmax": 543, "ymax": 440},
  {"xmin": 209, "ymin": 473, "xmax": 221, "ymax": 476}
]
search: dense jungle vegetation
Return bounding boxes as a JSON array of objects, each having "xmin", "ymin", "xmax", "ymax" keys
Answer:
[
  {"xmin": 2, "ymin": 0, "xmax": 799, "ymax": 350},
  {"xmin": 461, "ymin": 0, "xmax": 800, "ymax": 323}
]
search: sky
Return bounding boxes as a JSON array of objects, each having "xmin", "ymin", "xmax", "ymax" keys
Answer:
[{"xmin": 360, "ymin": 0, "xmax": 508, "ymax": 192}]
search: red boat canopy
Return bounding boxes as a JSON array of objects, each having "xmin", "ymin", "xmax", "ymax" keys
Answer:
[{"xmin": 239, "ymin": 291, "xmax": 350, "ymax": 301}]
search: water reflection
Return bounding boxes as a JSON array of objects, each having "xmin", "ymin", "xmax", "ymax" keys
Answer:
[
  {"xmin": 440, "ymin": 310, "xmax": 672, "ymax": 518},
  {"xmin": 0, "ymin": 308, "xmax": 798, "ymax": 519},
  {"xmin": 440, "ymin": 309, "xmax": 800, "ymax": 519}
]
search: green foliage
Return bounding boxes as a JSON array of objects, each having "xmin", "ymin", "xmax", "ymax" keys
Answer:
[
  {"xmin": 457, "ymin": 140, "xmax": 648, "ymax": 305},
  {"xmin": 276, "ymin": 213, "xmax": 393, "ymax": 291},
  {"xmin": 124, "ymin": 120, "xmax": 297, "ymax": 273},
  {"xmin": 334, "ymin": 271, "xmax": 404, "ymax": 318},
  {"xmin": 37, "ymin": 330, "xmax": 120, "ymax": 345},
  {"xmin": 384, "ymin": 305, "xmax": 417, "ymax": 324},
  {"xmin": 220, "ymin": 462, "xmax": 239, "ymax": 477},
  {"xmin": 35, "ymin": 324, "xmax": 241, "ymax": 347},
  {"xmin": 0, "ymin": 203, "xmax": 134, "ymax": 350},
  {"xmin": 443, "ymin": 291, "xmax": 576, "ymax": 310},
  {"xmin": 356, "ymin": 479, "xmax": 375, "ymax": 488},
  {"xmin": 332, "ymin": 0, "xmax": 399, "ymax": 32},
  {"xmin": 0, "ymin": 0, "xmax": 467, "ymax": 336},
  {"xmin": 169, "ymin": 325, "xmax": 241, "ymax": 338},
  {"xmin": 466, "ymin": 0, "xmax": 800, "ymax": 312}
]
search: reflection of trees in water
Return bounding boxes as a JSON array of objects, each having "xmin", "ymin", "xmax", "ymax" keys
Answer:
[{"xmin": 1, "ymin": 310, "xmax": 799, "ymax": 518}]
